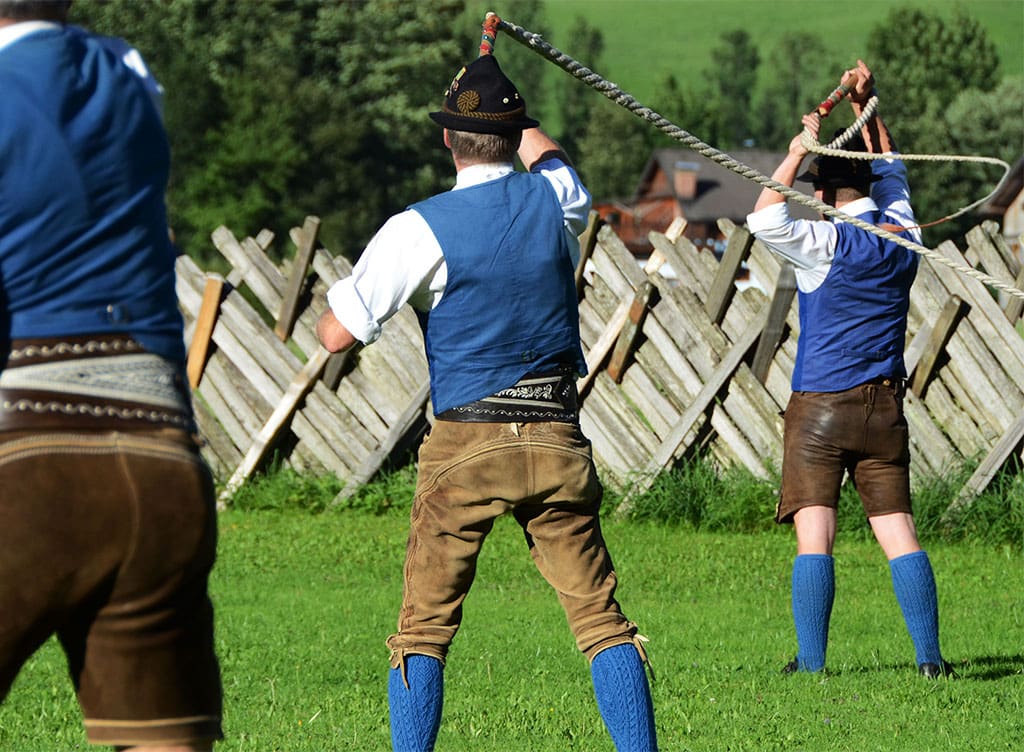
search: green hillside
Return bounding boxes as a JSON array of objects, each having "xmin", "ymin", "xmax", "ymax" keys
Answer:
[{"xmin": 532, "ymin": 0, "xmax": 1022, "ymax": 105}]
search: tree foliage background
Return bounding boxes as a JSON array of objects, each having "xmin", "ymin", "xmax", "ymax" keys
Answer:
[{"xmin": 71, "ymin": 1, "xmax": 1021, "ymax": 263}]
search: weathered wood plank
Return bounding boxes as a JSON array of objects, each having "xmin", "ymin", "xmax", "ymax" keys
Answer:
[
  {"xmin": 576, "ymin": 210, "xmax": 602, "ymax": 299},
  {"xmin": 947, "ymin": 411, "xmax": 1024, "ymax": 516},
  {"xmin": 276, "ymin": 216, "xmax": 320, "ymax": 341},
  {"xmin": 621, "ymin": 302, "xmax": 771, "ymax": 508},
  {"xmin": 705, "ymin": 225, "xmax": 753, "ymax": 325},
  {"xmin": 185, "ymin": 274, "xmax": 225, "ymax": 388},
  {"xmin": 751, "ymin": 263, "xmax": 796, "ymax": 384},
  {"xmin": 607, "ymin": 281, "xmax": 656, "ymax": 383},
  {"xmin": 909, "ymin": 295, "xmax": 968, "ymax": 398},
  {"xmin": 219, "ymin": 347, "xmax": 332, "ymax": 506}
]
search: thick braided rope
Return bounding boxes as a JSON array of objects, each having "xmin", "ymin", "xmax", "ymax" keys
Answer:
[
  {"xmin": 808, "ymin": 99, "xmax": 1012, "ymax": 226},
  {"xmin": 496, "ymin": 16, "xmax": 1024, "ymax": 301}
]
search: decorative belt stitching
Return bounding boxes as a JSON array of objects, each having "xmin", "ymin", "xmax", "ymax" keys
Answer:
[
  {"xmin": 8, "ymin": 337, "xmax": 145, "ymax": 364},
  {"xmin": 1, "ymin": 340, "xmax": 193, "ymax": 430},
  {"xmin": 0, "ymin": 354, "xmax": 190, "ymax": 411},
  {"xmin": 437, "ymin": 368, "xmax": 578, "ymax": 423},
  {"xmin": 0, "ymin": 394, "xmax": 193, "ymax": 429}
]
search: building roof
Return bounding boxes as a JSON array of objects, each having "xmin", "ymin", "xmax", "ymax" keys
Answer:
[{"xmin": 633, "ymin": 148, "xmax": 818, "ymax": 221}]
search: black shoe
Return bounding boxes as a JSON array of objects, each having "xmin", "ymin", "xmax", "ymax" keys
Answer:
[
  {"xmin": 782, "ymin": 658, "xmax": 799, "ymax": 675},
  {"xmin": 918, "ymin": 660, "xmax": 957, "ymax": 679}
]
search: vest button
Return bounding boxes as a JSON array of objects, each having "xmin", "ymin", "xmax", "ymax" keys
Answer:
[{"xmin": 105, "ymin": 304, "xmax": 130, "ymax": 324}]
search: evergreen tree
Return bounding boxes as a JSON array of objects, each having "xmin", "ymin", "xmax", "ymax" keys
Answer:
[
  {"xmin": 866, "ymin": 7, "xmax": 1005, "ymax": 244},
  {"xmin": 703, "ymin": 29, "xmax": 760, "ymax": 150},
  {"xmin": 553, "ymin": 16, "xmax": 605, "ymax": 157},
  {"xmin": 71, "ymin": 0, "xmax": 467, "ymax": 265},
  {"xmin": 754, "ymin": 32, "xmax": 839, "ymax": 150},
  {"xmin": 576, "ymin": 95, "xmax": 653, "ymax": 201}
]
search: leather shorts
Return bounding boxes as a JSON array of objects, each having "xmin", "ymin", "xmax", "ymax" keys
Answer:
[{"xmin": 776, "ymin": 380, "xmax": 912, "ymax": 523}]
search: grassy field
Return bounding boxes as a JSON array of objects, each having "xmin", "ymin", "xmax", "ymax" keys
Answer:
[
  {"xmin": 535, "ymin": 0, "xmax": 1023, "ymax": 105},
  {"xmin": 2, "ymin": 501, "xmax": 1021, "ymax": 751}
]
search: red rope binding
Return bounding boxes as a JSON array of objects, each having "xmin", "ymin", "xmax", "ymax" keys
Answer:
[
  {"xmin": 480, "ymin": 12, "xmax": 500, "ymax": 56},
  {"xmin": 816, "ymin": 83, "xmax": 850, "ymax": 118}
]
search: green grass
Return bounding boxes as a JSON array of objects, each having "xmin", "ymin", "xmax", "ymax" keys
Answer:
[
  {"xmin": 536, "ymin": 0, "xmax": 1023, "ymax": 105},
  {"xmin": 2, "ymin": 459, "xmax": 1022, "ymax": 750}
]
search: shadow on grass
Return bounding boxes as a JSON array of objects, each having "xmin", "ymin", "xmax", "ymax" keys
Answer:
[
  {"xmin": 960, "ymin": 654, "xmax": 1024, "ymax": 681},
  {"xmin": 822, "ymin": 654, "xmax": 1024, "ymax": 680}
]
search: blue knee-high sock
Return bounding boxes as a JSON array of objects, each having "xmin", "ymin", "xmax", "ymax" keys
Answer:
[
  {"xmin": 591, "ymin": 643, "xmax": 658, "ymax": 752},
  {"xmin": 890, "ymin": 550, "xmax": 942, "ymax": 666},
  {"xmin": 388, "ymin": 655, "xmax": 443, "ymax": 752},
  {"xmin": 792, "ymin": 554, "xmax": 835, "ymax": 672}
]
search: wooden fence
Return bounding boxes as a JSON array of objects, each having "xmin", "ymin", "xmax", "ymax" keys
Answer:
[{"xmin": 175, "ymin": 215, "xmax": 1024, "ymax": 512}]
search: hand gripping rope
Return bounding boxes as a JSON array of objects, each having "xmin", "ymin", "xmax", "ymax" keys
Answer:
[
  {"xmin": 481, "ymin": 13, "xmax": 1024, "ymax": 301},
  {"xmin": 806, "ymin": 85, "xmax": 1012, "ymax": 231}
]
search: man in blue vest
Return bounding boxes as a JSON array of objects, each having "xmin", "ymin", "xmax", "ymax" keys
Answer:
[
  {"xmin": 0, "ymin": 2, "xmax": 222, "ymax": 749},
  {"xmin": 746, "ymin": 59, "xmax": 953, "ymax": 679},
  {"xmin": 317, "ymin": 53, "xmax": 657, "ymax": 751}
]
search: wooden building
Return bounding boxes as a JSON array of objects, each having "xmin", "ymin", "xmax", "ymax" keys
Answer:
[{"xmin": 593, "ymin": 148, "xmax": 817, "ymax": 259}]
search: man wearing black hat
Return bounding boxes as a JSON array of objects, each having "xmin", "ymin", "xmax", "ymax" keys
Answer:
[
  {"xmin": 746, "ymin": 59, "xmax": 953, "ymax": 679},
  {"xmin": 317, "ymin": 53, "xmax": 657, "ymax": 751}
]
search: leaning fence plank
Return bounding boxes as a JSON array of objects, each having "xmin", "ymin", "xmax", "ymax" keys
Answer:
[
  {"xmin": 331, "ymin": 380, "xmax": 431, "ymax": 506},
  {"xmin": 946, "ymin": 411, "xmax": 1024, "ymax": 518},
  {"xmin": 607, "ymin": 281, "xmax": 656, "ymax": 383},
  {"xmin": 275, "ymin": 216, "xmax": 320, "ymax": 342},
  {"xmin": 705, "ymin": 225, "xmax": 753, "ymax": 325},
  {"xmin": 750, "ymin": 263, "xmax": 796, "ymax": 384},
  {"xmin": 620, "ymin": 302, "xmax": 771, "ymax": 510},
  {"xmin": 219, "ymin": 347, "xmax": 331, "ymax": 506},
  {"xmin": 909, "ymin": 295, "xmax": 968, "ymax": 398},
  {"xmin": 186, "ymin": 274, "xmax": 225, "ymax": 388},
  {"xmin": 575, "ymin": 210, "xmax": 602, "ymax": 299}
]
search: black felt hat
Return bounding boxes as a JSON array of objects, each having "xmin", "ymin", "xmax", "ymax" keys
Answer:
[
  {"xmin": 797, "ymin": 131, "xmax": 881, "ymax": 188},
  {"xmin": 429, "ymin": 55, "xmax": 539, "ymax": 135}
]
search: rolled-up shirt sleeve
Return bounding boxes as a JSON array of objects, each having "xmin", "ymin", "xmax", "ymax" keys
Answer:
[
  {"xmin": 746, "ymin": 203, "xmax": 837, "ymax": 270},
  {"xmin": 325, "ymin": 210, "xmax": 444, "ymax": 345}
]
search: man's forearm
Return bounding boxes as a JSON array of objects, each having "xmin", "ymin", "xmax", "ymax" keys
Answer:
[
  {"xmin": 753, "ymin": 152, "xmax": 805, "ymax": 211},
  {"xmin": 518, "ymin": 127, "xmax": 571, "ymax": 170},
  {"xmin": 316, "ymin": 309, "xmax": 358, "ymax": 353}
]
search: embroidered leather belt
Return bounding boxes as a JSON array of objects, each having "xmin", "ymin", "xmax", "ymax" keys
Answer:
[
  {"xmin": 0, "ymin": 335, "xmax": 194, "ymax": 432},
  {"xmin": 436, "ymin": 367, "xmax": 579, "ymax": 423}
]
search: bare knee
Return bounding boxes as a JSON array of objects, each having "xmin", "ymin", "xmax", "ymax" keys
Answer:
[{"xmin": 869, "ymin": 512, "xmax": 921, "ymax": 560}]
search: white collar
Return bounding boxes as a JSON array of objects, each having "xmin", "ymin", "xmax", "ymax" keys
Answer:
[
  {"xmin": 832, "ymin": 196, "xmax": 878, "ymax": 222},
  {"xmin": 0, "ymin": 20, "xmax": 61, "ymax": 53},
  {"xmin": 454, "ymin": 162, "xmax": 514, "ymax": 190}
]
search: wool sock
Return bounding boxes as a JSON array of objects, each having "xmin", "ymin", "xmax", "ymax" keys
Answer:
[
  {"xmin": 388, "ymin": 654, "xmax": 443, "ymax": 752},
  {"xmin": 890, "ymin": 550, "xmax": 942, "ymax": 666},
  {"xmin": 791, "ymin": 554, "xmax": 835, "ymax": 672},
  {"xmin": 590, "ymin": 643, "xmax": 658, "ymax": 752}
]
